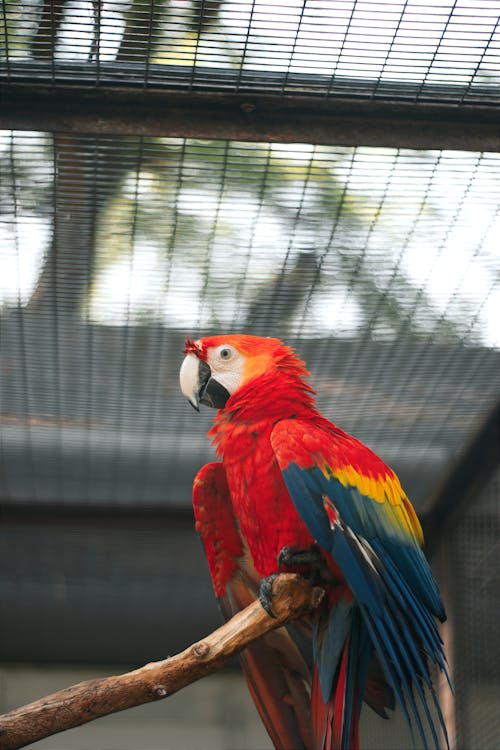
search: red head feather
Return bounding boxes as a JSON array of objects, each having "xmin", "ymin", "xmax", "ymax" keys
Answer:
[
  {"xmin": 183, "ymin": 337, "xmax": 208, "ymax": 360},
  {"xmin": 190, "ymin": 334, "xmax": 312, "ymax": 382}
]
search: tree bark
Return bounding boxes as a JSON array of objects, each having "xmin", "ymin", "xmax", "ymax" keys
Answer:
[
  {"xmin": 0, "ymin": 574, "xmax": 323, "ymax": 750},
  {"xmin": 27, "ymin": 134, "xmax": 99, "ymax": 315}
]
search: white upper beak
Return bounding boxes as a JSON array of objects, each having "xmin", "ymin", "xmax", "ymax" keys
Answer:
[{"xmin": 179, "ymin": 353, "xmax": 201, "ymax": 410}]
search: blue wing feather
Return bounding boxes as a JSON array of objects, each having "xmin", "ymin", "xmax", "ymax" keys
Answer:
[
  {"xmin": 290, "ymin": 462, "xmax": 445, "ymax": 621},
  {"xmin": 272, "ymin": 422, "xmax": 451, "ymax": 750}
]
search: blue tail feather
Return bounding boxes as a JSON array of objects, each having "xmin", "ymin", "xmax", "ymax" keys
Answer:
[
  {"xmin": 341, "ymin": 609, "xmax": 365, "ymax": 750},
  {"xmin": 313, "ymin": 597, "xmax": 352, "ymax": 703},
  {"xmin": 326, "ymin": 521, "xmax": 449, "ymax": 749},
  {"xmin": 384, "ymin": 608, "xmax": 441, "ymax": 750}
]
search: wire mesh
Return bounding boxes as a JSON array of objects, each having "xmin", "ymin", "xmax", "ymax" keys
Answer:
[
  {"xmin": 1, "ymin": 131, "xmax": 499, "ymax": 511},
  {"xmin": 441, "ymin": 467, "xmax": 500, "ymax": 750},
  {"xmin": 1, "ymin": 1, "xmax": 499, "ymax": 103}
]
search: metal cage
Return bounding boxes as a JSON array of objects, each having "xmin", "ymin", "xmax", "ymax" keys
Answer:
[{"xmin": 1, "ymin": 2, "xmax": 499, "ymax": 748}]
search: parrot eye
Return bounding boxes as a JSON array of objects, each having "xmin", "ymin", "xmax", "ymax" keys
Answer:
[{"xmin": 219, "ymin": 347, "xmax": 233, "ymax": 361}]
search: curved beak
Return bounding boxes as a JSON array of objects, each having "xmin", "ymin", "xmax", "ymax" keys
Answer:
[{"xmin": 179, "ymin": 353, "xmax": 230, "ymax": 411}]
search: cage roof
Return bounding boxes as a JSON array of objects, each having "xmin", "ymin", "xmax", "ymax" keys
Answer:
[{"xmin": 2, "ymin": 1, "xmax": 500, "ymax": 104}]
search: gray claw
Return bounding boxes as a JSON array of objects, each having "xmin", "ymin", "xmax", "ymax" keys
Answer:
[
  {"xmin": 278, "ymin": 545, "xmax": 323, "ymax": 568},
  {"xmin": 259, "ymin": 574, "xmax": 279, "ymax": 618}
]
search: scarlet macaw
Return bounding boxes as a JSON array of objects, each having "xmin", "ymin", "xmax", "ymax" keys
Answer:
[{"xmin": 180, "ymin": 334, "xmax": 450, "ymax": 750}]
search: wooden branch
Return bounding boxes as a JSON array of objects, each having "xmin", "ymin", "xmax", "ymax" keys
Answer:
[{"xmin": 0, "ymin": 574, "xmax": 323, "ymax": 750}]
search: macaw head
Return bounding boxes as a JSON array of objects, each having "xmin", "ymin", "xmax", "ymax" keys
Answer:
[{"xmin": 179, "ymin": 334, "xmax": 312, "ymax": 411}]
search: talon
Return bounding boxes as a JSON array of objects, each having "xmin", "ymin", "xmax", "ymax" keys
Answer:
[
  {"xmin": 278, "ymin": 545, "xmax": 324, "ymax": 568},
  {"xmin": 277, "ymin": 546, "xmax": 296, "ymax": 567},
  {"xmin": 259, "ymin": 574, "xmax": 279, "ymax": 618},
  {"xmin": 277, "ymin": 545, "xmax": 336, "ymax": 585}
]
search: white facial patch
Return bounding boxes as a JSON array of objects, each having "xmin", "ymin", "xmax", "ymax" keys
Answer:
[{"xmin": 206, "ymin": 346, "xmax": 244, "ymax": 397}]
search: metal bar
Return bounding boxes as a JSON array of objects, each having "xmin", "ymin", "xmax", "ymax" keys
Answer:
[
  {"xmin": 2, "ymin": 61, "xmax": 499, "ymax": 100},
  {"xmin": 1, "ymin": 83, "xmax": 499, "ymax": 150},
  {"xmin": 0, "ymin": 502, "xmax": 194, "ymax": 522},
  {"xmin": 422, "ymin": 396, "xmax": 500, "ymax": 552}
]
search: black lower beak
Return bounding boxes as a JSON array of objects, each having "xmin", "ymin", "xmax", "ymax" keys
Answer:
[{"xmin": 198, "ymin": 360, "xmax": 230, "ymax": 409}]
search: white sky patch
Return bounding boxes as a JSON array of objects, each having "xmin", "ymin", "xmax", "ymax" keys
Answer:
[
  {"xmin": 89, "ymin": 241, "xmax": 166, "ymax": 324},
  {"xmin": 56, "ymin": 1, "xmax": 126, "ymax": 61},
  {"xmin": 309, "ymin": 293, "xmax": 363, "ymax": 338},
  {"xmin": 0, "ymin": 218, "xmax": 48, "ymax": 305}
]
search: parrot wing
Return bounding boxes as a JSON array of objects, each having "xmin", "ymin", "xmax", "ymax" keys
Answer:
[
  {"xmin": 270, "ymin": 420, "xmax": 450, "ymax": 750},
  {"xmin": 193, "ymin": 461, "xmax": 313, "ymax": 750}
]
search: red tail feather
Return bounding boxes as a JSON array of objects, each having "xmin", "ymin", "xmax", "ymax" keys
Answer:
[
  {"xmin": 312, "ymin": 667, "xmax": 328, "ymax": 750},
  {"xmin": 312, "ymin": 645, "xmax": 360, "ymax": 750},
  {"xmin": 333, "ymin": 645, "xmax": 348, "ymax": 749}
]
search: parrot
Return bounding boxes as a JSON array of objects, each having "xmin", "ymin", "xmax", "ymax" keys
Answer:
[{"xmin": 179, "ymin": 334, "xmax": 450, "ymax": 750}]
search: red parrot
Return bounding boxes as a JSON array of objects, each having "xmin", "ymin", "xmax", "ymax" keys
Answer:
[{"xmin": 180, "ymin": 334, "xmax": 450, "ymax": 750}]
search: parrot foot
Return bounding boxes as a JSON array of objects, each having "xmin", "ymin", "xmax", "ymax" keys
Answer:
[
  {"xmin": 259, "ymin": 574, "xmax": 279, "ymax": 618},
  {"xmin": 278, "ymin": 545, "xmax": 335, "ymax": 585},
  {"xmin": 278, "ymin": 545, "xmax": 324, "ymax": 568}
]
